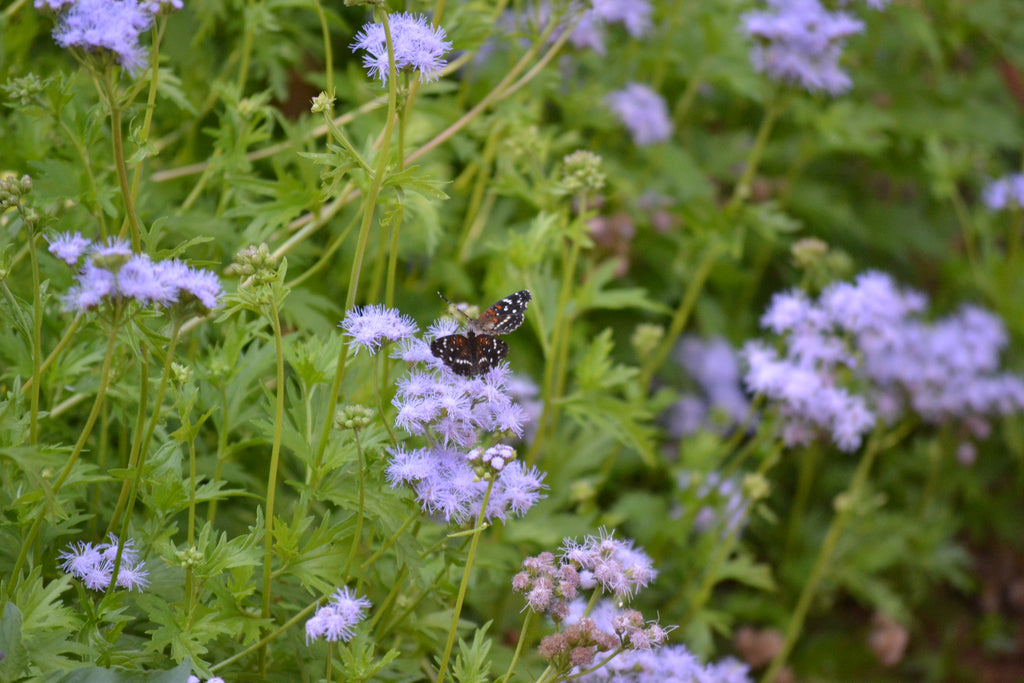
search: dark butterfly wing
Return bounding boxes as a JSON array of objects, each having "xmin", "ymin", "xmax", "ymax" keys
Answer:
[
  {"xmin": 473, "ymin": 335, "xmax": 509, "ymax": 374},
  {"xmin": 473, "ymin": 289, "xmax": 532, "ymax": 335},
  {"xmin": 431, "ymin": 334, "xmax": 476, "ymax": 376}
]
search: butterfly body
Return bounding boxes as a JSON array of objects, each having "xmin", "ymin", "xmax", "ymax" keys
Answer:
[{"xmin": 431, "ymin": 290, "xmax": 531, "ymax": 376}]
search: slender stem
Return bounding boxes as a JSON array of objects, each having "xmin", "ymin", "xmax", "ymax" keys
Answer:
[
  {"xmin": 312, "ymin": 0, "xmax": 334, "ymax": 98},
  {"xmin": 761, "ymin": 433, "xmax": 883, "ymax": 683},
  {"xmin": 207, "ymin": 383, "xmax": 231, "ymax": 523},
  {"xmin": 783, "ymin": 444, "xmax": 821, "ymax": 561},
  {"xmin": 211, "ymin": 599, "xmax": 321, "ymax": 672},
  {"xmin": 109, "ymin": 320, "xmax": 182, "ymax": 533},
  {"xmin": 310, "ymin": 9, "xmax": 401, "ymax": 490},
  {"xmin": 341, "ymin": 429, "xmax": 367, "ymax": 582},
  {"xmin": 260, "ymin": 300, "xmax": 288, "ymax": 675},
  {"xmin": 639, "ymin": 244, "xmax": 721, "ymax": 390},
  {"xmin": 405, "ymin": 11, "xmax": 571, "ymax": 166},
  {"xmin": 27, "ymin": 233, "xmax": 42, "ymax": 445},
  {"xmin": 435, "ymin": 479, "xmax": 497, "ymax": 683},
  {"xmin": 526, "ymin": 206, "xmax": 583, "ymax": 468},
  {"xmin": 127, "ymin": 20, "xmax": 166, "ymax": 215},
  {"xmin": 726, "ymin": 97, "xmax": 783, "ymax": 215},
  {"xmin": 361, "ymin": 511, "xmax": 417, "ymax": 571},
  {"xmin": 237, "ymin": 0, "xmax": 257, "ymax": 90},
  {"xmin": 500, "ymin": 611, "xmax": 534, "ymax": 683},
  {"xmin": 373, "ymin": 352, "xmax": 398, "ymax": 446},
  {"xmin": 100, "ymin": 71, "xmax": 141, "ymax": 249},
  {"xmin": 18, "ymin": 316, "xmax": 81, "ymax": 397},
  {"xmin": 8, "ymin": 309, "xmax": 122, "ymax": 588}
]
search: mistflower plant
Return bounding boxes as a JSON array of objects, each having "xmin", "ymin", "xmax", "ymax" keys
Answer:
[
  {"xmin": 58, "ymin": 534, "xmax": 149, "ymax": 592},
  {"xmin": 667, "ymin": 336, "xmax": 751, "ymax": 437},
  {"xmin": 741, "ymin": 0, "xmax": 865, "ymax": 95},
  {"xmin": 605, "ymin": 83, "xmax": 673, "ymax": 146},
  {"xmin": 350, "ymin": 12, "xmax": 452, "ymax": 85},
  {"xmin": 305, "ymin": 587, "xmax": 372, "ymax": 644}
]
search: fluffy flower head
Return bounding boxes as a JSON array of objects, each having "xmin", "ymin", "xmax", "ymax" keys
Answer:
[
  {"xmin": 605, "ymin": 83, "xmax": 673, "ymax": 146},
  {"xmin": 351, "ymin": 12, "xmax": 452, "ymax": 85}
]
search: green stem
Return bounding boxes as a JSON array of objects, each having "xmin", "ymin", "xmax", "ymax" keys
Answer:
[
  {"xmin": 100, "ymin": 70, "xmax": 141, "ymax": 250},
  {"xmin": 310, "ymin": 8, "xmax": 401, "ymax": 492},
  {"xmin": 373, "ymin": 351, "xmax": 398, "ymax": 446},
  {"xmin": 726, "ymin": 97, "xmax": 784, "ymax": 216},
  {"xmin": 761, "ymin": 432, "xmax": 883, "ymax": 683},
  {"xmin": 8, "ymin": 308, "xmax": 122, "ymax": 589},
  {"xmin": 237, "ymin": 0, "xmax": 257, "ymax": 90},
  {"xmin": 360, "ymin": 511, "xmax": 417, "ymax": 571},
  {"xmin": 525, "ymin": 206, "xmax": 583, "ymax": 468},
  {"xmin": 341, "ymin": 429, "xmax": 367, "ymax": 582},
  {"xmin": 638, "ymin": 244, "xmax": 721, "ymax": 390},
  {"xmin": 207, "ymin": 383, "xmax": 231, "ymax": 524},
  {"xmin": 783, "ymin": 444, "xmax": 821, "ymax": 561},
  {"xmin": 211, "ymin": 599, "xmax": 321, "ymax": 672},
  {"xmin": 109, "ymin": 319, "xmax": 182, "ymax": 533},
  {"xmin": 312, "ymin": 0, "xmax": 334, "ymax": 98},
  {"xmin": 260, "ymin": 300, "xmax": 288, "ymax": 675},
  {"xmin": 28, "ymin": 233, "xmax": 42, "ymax": 445},
  {"xmin": 500, "ymin": 611, "xmax": 534, "ymax": 683},
  {"xmin": 435, "ymin": 479, "xmax": 497, "ymax": 683}
]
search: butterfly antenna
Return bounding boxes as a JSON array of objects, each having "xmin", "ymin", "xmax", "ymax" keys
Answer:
[{"xmin": 437, "ymin": 291, "xmax": 472, "ymax": 321}]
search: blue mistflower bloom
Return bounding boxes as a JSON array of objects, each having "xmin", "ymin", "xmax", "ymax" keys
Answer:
[
  {"xmin": 351, "ymin": 12, "xmax": 452, "ymax": 85},
  {"xmin": 983, "ymin": 173, "xmax": 1024, "ymax": 211},
  {"xmin": 741, "ymin": 0, "xmax": 864, "ymax": 95},
  {"xmin": 305, "ymin": 587, "xmax": 371, "ymax": 644},
  {"xmin": 605, "ymin": 83, "xmax": 673, "ymax": 146},
  {"xmin": 46, "ymin": 231, "xmax": 92, "ymax": 265},
  {"xmin": 38, "ymin": 0, "xmax": 159, "ymax": 75},
  {"xmin": 339, "ymin": 304, "xmax": 418, "ymax": 355}
]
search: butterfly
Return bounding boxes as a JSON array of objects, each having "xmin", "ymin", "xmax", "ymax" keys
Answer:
[{"xmin": 430, "ymin": 290, "xmax": 532, "ymax": 376}]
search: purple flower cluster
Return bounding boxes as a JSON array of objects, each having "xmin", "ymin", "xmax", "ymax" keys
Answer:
[
  {"xmin": 305, "ymin": 587, "xmax": 371, "ymax": 644},
  {"xmin": 569, "ymin": 0, "xmax": 653, "ymax": 54},
  {"xmin": 350, "ymin": 12, "xmax": 452, "ymax": 85},
  {"xmin": 387, "ymin": 443, "xmax": 546, "ymax": 524},
  {"xmin": 35, "ymin": 0, "xmax": 180, "ymax": 75},
  {"xmin": 340, "ymin": 304, "xmax": 418, "ymax": 355},
  {"xmin": 392, "ymin": 320, "xmax": 526, "ymax": 447},
  {"xmin": 741, "ymin": 0, "xmax": 865, "ymax": 95},
  {"xmin": 666, "ymin": 336, "xmax": 751, "ymax": 438},
  {"xmin": 677, "ymin": 471, "xmax": 751, "ymax": 537},
  {"xmin": 743, "ymin": 271, "xmax": 1024, "ymax": 453},
  {"xmin": 47, "ymin": 233, "xmax": 222, "ymax": 314},
  {"xmin": 572, "ymin": 636, "xmax": 752, "ymax": 683},
  {"xmin": 605, "ymin": 83, "xmax": 673, "ymax": 147},
  {"xmin": 983, "ymin": 173, "xmax": 1024, "ymax": 211},
  {"xmin": 560, "ymin": 530, "xmax": 657, "ymax": 600},
  {"xmin": 58, "ymin": 534, "xmax": 149, "ymax": 591},
  {"xmin": 186, "ymin": 677, "xmax": 225, "ymax": 683}
]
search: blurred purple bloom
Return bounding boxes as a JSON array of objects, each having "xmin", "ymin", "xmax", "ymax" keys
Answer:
[
  {"xmin": 744, "ymin": 271, "xmax": 1024, "ymax": 453},
  {"xmin": 678, "ymin": 471, "xmax": 751, "ymax": 537},
  {"xmin": 305, "ymin": 587, "xmax": 371, "ymax": 644},
  {"xmin": 567, "ymin": 0, "xmax": 653, "ymax": 54},
  {"xmin": 983, "ymin": 173, "xmax": 1024, "ymax": 211},
  {"xmin": 605, "ymin": 83, "xmax": 673, "ymax": 146},
  {"xmin": 668, "ymin": 337, "xmax": 751, "ymax": 437},
  {"xmin": 47, "ymin": 231, "xmax": 91, "ymax": 265},
  {"xmin": 741, "ymin": 0, "xmax": 864, "ymax": 95},
  {"xmin": 58, "ymin": 534, "xmax": 148, "ymax": 592},
  {"xmin": 46, "ymin": 0, "xmax": 156, "ymax": 75},
  {"xmin": 157, "ymin": 260, "xmax": 223, "ymax": 310},
  {"xmin": 351, "ymin": 12, "xmax": 452, "ymax": 85},
  {"xmin": 340, "ymin": 304, "xmax": 418, "ymax": 355}
]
